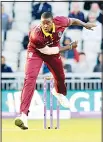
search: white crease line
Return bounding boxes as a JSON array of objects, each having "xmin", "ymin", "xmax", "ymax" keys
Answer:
[
  {"xmin": 2, "ymin": 128, "xmax": 44, "ymax": 131},
  {"xmin": 2, "ymin": 128, "xmax": 60, "ymax": 131}
]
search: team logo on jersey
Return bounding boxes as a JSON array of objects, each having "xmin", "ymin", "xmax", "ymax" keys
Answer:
[
  {"xmin": 28, "ymin": 52, "xmax": 33, "ymax": 58},
  {"xmin": 58, "ymin": 32, "xmax": 62, "ymax": 37}
]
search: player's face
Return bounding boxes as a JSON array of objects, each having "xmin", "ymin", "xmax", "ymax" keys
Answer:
[{"xmin": 41, "ymin": 18, "xmax": 53, "ymax": 33}]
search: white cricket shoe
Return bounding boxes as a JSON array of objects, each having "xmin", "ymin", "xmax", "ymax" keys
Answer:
[
  {"xmin": 15, "ymin": 113, "xmax": 28, "ymax": 130},
  {"xmin": 51, "ymin": 88, "xmax": 70, "ymax": 108}
]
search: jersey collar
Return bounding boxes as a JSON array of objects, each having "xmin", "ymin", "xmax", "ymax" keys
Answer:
[{"xmin": 42, "ymin": 23, "xmax": 55, "ymax": 37}]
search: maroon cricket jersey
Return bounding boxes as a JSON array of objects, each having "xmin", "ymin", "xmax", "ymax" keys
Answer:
[{"xmin": 28, "ymin": 16, "xmax": 70, "ymax": 53}]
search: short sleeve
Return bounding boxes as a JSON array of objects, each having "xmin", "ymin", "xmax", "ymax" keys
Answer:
[{"xmin": 54, "ymin": 16, "xmax": 70, "ymax": 27}]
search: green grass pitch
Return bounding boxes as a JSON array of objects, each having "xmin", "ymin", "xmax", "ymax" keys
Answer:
[{"xmin": 2, "ymin": 118, "xmax": 101, "ymax": 142}]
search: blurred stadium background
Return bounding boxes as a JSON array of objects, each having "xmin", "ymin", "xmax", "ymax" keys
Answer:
[{"xmin": 1, "ymin": 1, "xmax": 102, "ymax": 142}]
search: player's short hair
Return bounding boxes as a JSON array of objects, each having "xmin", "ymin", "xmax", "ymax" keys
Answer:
[{"xmin": 41, "ymin": 12, "xmax": 53, "ymax": 19}]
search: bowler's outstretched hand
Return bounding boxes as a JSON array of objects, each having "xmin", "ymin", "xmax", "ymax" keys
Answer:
[{"xmin": 84, "ymin": 23, "xmax": 96, "ymax": 30}]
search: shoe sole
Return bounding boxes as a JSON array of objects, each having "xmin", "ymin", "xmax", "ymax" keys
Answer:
[{"xmin": 15, "ymin": 119, "xmax": 28, "ymax": 130}]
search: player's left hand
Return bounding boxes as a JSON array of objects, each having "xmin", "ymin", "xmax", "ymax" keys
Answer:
[{"xmin": 84, "ymin": 23, "xmax": 96, "ymax": 30}]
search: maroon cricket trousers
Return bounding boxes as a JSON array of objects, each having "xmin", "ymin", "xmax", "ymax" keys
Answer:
[{"xmin": 20, "ymin": 51, "xmax": 66, "ymax": 115}]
